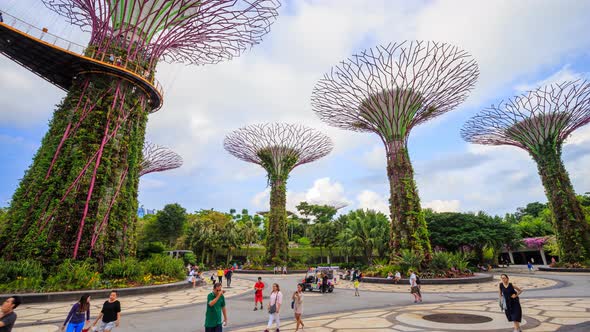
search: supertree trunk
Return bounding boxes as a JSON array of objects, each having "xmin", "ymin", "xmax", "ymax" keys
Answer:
[
  {"xmin": 1, "ymin": 75, "xmax": 147, "ymax": 263},
  {"xmin": 533, "ymin": 144, "xmax": 590, "ymax": 262},
  {"xmin": 386, "ymin": 140, "xmax": 431, "ymax": 258},
  {"xmin": 266, "ymin": 178, "xmax": 289, "ymax": 262}
]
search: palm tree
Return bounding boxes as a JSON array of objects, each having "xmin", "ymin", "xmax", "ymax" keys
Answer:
[{"xmin": 341, "ymin": 209, "xmax": 390, "ymax": 264}]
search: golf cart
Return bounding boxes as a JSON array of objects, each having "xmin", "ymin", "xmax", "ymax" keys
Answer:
[{"xmin": 301, "ymin": 266, "xmax": 339, "ymax": 293}]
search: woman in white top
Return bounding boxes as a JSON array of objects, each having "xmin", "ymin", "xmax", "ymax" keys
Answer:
[
  {"xmin": 292, "ymin": 283, "xmax": 304, "ymax": 331},
  {"xmin": 265, "ymin": 283, "xmax": 283, "ymax": 332}
]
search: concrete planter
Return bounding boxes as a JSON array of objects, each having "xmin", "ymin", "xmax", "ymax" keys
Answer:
[
  {"xmin": 234, "ymin": 269, "xmax": 307, "ymax": 275},
  {"xmin": 0, "ymin": 279, "xmax": 200, "ymax": 304},
  {"xmin": 360, "ymin": 273, "xmax": 493, "ymax": 285},
  {"xmin": 538, "ymin": 267, "xmax": 590, "ymax": 272}
]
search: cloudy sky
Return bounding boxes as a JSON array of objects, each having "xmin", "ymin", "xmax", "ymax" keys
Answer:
[{"xmin": 1, "ymin": 0, "xmax": 590, "ymax": 217}]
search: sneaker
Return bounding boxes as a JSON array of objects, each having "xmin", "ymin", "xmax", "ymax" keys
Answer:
[
  {"xmin": 276, "ymin": 329, "xmax": 280, "ymax": 332},
  {"xmin": 254, "ymin": 307, "xmax": 258, "ymax": 311}
]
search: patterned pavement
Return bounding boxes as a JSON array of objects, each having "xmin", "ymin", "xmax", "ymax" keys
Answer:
[
  {"xmin": 231, "ymin": 298, "xmax": 590, "ymax": 332},
  {"xmin": 336, "ymin": 275, "xmax": 558, "ymax": 293},
  {"xmin": 13, "ymin": 277, "xmax": 253, "ymax": 328}
]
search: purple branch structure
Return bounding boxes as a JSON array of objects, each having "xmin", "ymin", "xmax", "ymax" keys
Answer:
[
  {"xmin": 140, "ymin": 142, "xmax": 183, "ymax": 177},
  {"xmin": 1, "ymin": 1, "xmax": 280, "ymax": 262},
  {"xmin": 312, "ymin": 41, "xmax": 479, "ymax": 258},
  {"xmin": 43, "ymin": 0, "xmax": 281, "ymax": 67},
  {"xmin": 462, "ymin": 80, "xmax": 590, "ymax": 262},
  {"xmin": 224, "ymin": 123, "xmax": 333, "ymax": 262}
]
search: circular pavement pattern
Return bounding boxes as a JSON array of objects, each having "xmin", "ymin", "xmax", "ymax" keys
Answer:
[{"xmin": 423, "ymin": 313, "xmax": 493, "ymax": 324}]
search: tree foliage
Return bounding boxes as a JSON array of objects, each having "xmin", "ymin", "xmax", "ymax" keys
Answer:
[
  {"xmin": 155, "ymin": 203, "xmax": 187, "ymax": 247},
  {"xmin": 426, "ymin": 211, "xmax": 517, "ymax": 263}
]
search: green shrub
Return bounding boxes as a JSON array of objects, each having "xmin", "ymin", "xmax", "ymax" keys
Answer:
[
  {"xmin": 296, "ymin": 237, "xmax": 311, "ymax": 247},
  {"xmin": 0, "ymin": 259, "xmax": 44, "ymax": 282},
  {"xmin": 103, "ymin": 258, "xmax": 143, "ymax": 281},
  {"xmin": 428, "ymin": 252, "xmax": 452, "ymax": 272},
  {"xmin": 137, "ymin": 241, "xmax": 167, "ymax": 259},
  {"xmin": 449, "ymin": 252, "xmax": 470, "ymax": 272},
  {"xmin": 182, "ymin": 252, "xmax": 197, "ymax": 265},
  {"xmin": 0, "ymin": 259, "xmax": 45, "ymax": 292},
  {"xmin": 373, "ymin": 265, "xmax": 401, "ymax": 277},
  {"xmin": 394, "ymin": 249, "xmax": 424, "ymax": 273},
  {"xmin": 45, "ymin": 259, "xmax": 101, "ymax": 291},
  {"xmin": 141, "ymin": 255, "xmax": 184, "ymax": 279}
]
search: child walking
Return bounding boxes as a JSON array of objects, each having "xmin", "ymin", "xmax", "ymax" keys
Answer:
[{"xmin": 353, "ymin": 279, "xmax": 360, "ymax": 296}]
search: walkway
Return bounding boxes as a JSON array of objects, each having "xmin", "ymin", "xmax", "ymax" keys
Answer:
[{"xmin": 11, "ymin": 270, "xmax": 590, "ymax": 332}]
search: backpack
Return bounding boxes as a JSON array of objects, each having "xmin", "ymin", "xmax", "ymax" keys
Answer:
[{"xmin": 415, "ymin": 275, "xmax": 421, "ymax": 285}]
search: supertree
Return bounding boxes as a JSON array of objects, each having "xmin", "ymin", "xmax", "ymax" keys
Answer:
[
  {"xmin": 311, "ymin": 41, "xmax": 479, "ymax": 259},
  {"xmin": 0, "ymin": 0, "xmax": 280, "ymax": 263},
  {"xmin": 140, "ymin": 142, "xmax": 183, "ymax": 177},
  {"xmin": 224, "ymin": 123, "xmax": 333, "ymax": 262},
  {"xmin": 462, "ymin": 80, "xmax": 590, "ymax": 263}
]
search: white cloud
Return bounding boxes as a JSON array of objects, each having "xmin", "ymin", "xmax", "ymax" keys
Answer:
[
  {"xmin": 251, "ymin": 177, "xmax": 351, "ymax": 212},
  {"xmin": 356, "ymin": 190, "xmax": 389, "ymax": 215},
  {"xmin": 515, "ymin": 65, "xmax": 589, "ymax": 92},
  {"xmin": 423, "ymin": 200, "xmax": 461, "ymax": 213}
]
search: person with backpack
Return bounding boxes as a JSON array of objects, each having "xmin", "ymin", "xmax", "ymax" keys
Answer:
[
  {"xmin": 225, "ymin": 267, "xmax": 233, "ymax": 288},
  {"xmin": 408, "ymin": 269, "xmax": 422, "ymax": 303}
]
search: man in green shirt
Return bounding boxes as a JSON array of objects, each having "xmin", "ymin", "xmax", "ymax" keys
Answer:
[{"xmin": 205, "ymin": 283, "xmax": 227, "ymax": 332}]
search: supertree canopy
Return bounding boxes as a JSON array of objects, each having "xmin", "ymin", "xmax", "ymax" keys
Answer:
[
  {"xmin": 140, "ymin": 142, "xmax": 183, "ymax": 177},
  {"xmin": 311, "ymin": 41, "xmax": 479, "ymax": 259},
  {"xmin": 462, "ymin": 80, "xmax": 590, "ymax": 263},
  {"xmin": 0, "ymin": 0, "xmax": 280, "ymax": 263},
  {"xmin": 224, "ymin": 123, "xmax": 333, "ymax": 262}
]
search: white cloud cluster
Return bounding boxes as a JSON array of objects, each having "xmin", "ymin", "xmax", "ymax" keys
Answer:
[
  {"xmin": 251, "ymin": 177, "xmax": 351, "ymax": 213},
  {"xmin": 3, "ymin": 1, "xmax": 590, "ymax": 215}
]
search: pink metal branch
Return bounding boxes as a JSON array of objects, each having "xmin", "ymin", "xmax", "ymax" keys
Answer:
[
  {"xmin": 224, "ymin": 123, "xmax": 333, "ymax": 170},
  {"xmin": 462, "ymin": 80, "xmax": 590, "ymax": 154},
  {"xmin": 139, "ymin": 142, "xmax": 183, "ymax": 176},
  {"xmin": 42, "ymin": 0, "xmax": 281, "ymax": 66}
]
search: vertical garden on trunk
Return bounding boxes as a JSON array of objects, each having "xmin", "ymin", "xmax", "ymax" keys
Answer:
[
  {"xmin": 312, "ymin": 41, "xmax": 479, "ymax": 260},
  {"xmin": 462, "ymin": 81, "xmax": 590, "ymax": 263},
  {"xmin": 224, "ymin": 123, "xmax": 333, "ymax": 263}
]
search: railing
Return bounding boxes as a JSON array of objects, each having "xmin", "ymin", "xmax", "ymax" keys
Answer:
[{"xmin": 0, "ymin": 11, "xmax": 164, "ymax": 101}]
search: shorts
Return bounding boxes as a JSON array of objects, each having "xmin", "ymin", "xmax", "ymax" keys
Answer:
[
  {"xmin": 205, "ymin": 324, "xmax": 222, "ymax": 332},
  {"xmin": 410, "ymin": 286, "xmax": 421, "ymax": 295},
  {"xmin": 95, "ymin": 321, "xmax": 116, "ymax": 331},
  {"xmin": 255, "ymin": 292, "xmax": 263, "ymax": 302}
]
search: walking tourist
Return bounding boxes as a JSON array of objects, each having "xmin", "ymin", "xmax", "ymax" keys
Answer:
[
  {"xmin": 225, "ymin": 267, "xmax": 233, "ymax": 288},
  {"xmin": 321, "ymin": 273, "xmax": 329, "ymax": 294},
  {"xmin": 292, "ymin": 284, "xmax": 304, "ymax": 331},
  {"xmin": 92, "ymin": 290, "xmax": 121, "ymax": 332},
  {"xmin": 254, "ymin": 277, "xmax": 265, "ymax": 311},
  {"xmin": 61, "ymin": 294, "xmax": 91, "ymax": 332},
  {"xmin": 205, "ymin": 283, "xmax": 228, "ymax": 332},
  {"xmin": 265, "ymin": 283, "xmax": 283, "ymax": 332},
  {"xmin": 409, "ymin": 269, "xmax": 422, "ymax": 303},
  {"xmin": 527, "ymin": 260, "xmax": 534, "ymax": 272},
  {"xmin": 0, "ymin": 296, "xmax": 21, "ymax": 332},
  {"xmin": 353, "ymin": 279, "xmax": 360, "ymax": 297},
  {"xmin": 217, "ymin": 267, "xmax": 224, "ymax": 284},
  {"xmin": 499, "ymin": 274, "xmax": 523, "ymax": 332}
]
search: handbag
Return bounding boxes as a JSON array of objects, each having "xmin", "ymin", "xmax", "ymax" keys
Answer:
[
  {"xmin": 499, "ymin": 296, "xmax": 507, "ymax": 311},
  {"xmin": 269, "ymin": 303, "xmax": 277, "ymax": 314},
  {"xmin": 291, "ymin": 300, "xmax": 295, "ymax": 309}
]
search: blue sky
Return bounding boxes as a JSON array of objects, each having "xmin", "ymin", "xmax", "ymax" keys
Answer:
[{"xmin": 1, "ymin": 0, "xmax": 590, "ymax": 216}]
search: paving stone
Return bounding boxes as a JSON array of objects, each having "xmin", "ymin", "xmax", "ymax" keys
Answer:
[{"xmin": 327, "ymin": 317, "xmax": 392, "ymax": 329}]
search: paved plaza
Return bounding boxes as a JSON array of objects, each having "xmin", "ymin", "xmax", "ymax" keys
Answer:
[{"xmin": 11, "ymin": 269, "xmax": 590, "ymax": 332}]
